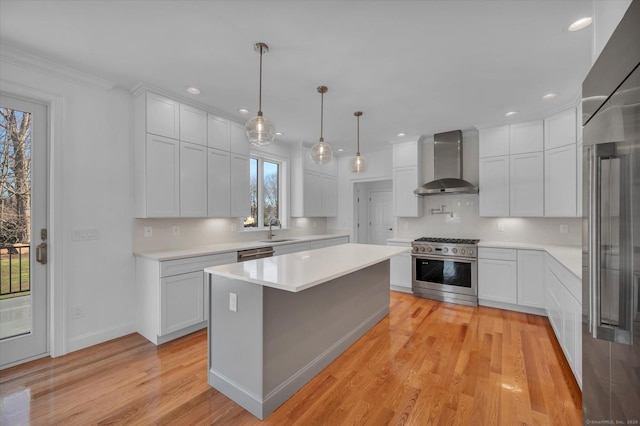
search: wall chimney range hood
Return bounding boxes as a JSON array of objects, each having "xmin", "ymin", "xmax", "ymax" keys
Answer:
[{"xmin": 413, "ymin": 130, "xmax": 478, "ymax": 196}]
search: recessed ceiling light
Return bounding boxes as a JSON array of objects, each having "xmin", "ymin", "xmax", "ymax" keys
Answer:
[
  {"xmin": 275, "ymin": 132, "xmax": 283, "ymax": 136},
  {"xmin": 542, "ymin": 93, "xmax": 557, "ymax": 100},
  {"xmin": 186, "ymin": 87, "xmax": 201, "ymax": 95},
  {"xmin": 505, "ymin": 111, "xmax": 519, "ymax": 117},
  {"xmin": 397, "ymin": 133, "xmax": 406, "ymax": 137},
  {"xmin": 337, "ymin": 148, "xmax": 344, "ymax": 152},
  {"xmin": 238, "ymin": 108, "xmax": 250, "ymax": 115},
  {"xmin": 568, "ymin": 17, "xmax": 592, "ymax": 31}
]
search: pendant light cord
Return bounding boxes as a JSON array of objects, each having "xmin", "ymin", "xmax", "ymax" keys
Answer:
[
  {"xmin": 258, "ymin": 45, "xmax": 263, "ymax": 115},
  {"xmin": 320, "ymin": 90, "xmax": 324, "ymax": 141},
  {"xmin": 356, "ymin": 114, "xmax": 360, "ymax": 155}
]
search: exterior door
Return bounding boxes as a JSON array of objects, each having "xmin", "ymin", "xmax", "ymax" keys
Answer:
[
  {"xmin": 369, "ymin": 190, "xmax": 393, "ymax": 245},
  {"xmin": 0, "ymin": 94, "xmax": 48, "ymax": 368}
]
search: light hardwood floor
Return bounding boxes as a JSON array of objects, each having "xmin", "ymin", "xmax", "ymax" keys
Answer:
[{"xmin": 0, "ymin": 292, "xmax": 582, "ymax": 425}]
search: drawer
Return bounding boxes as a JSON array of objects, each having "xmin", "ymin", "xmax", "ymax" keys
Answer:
[
  {"xmin": 546, "ymin": 254, "xmax": 581, "ymax": 303},
  {"xmin": 325, "ymin": 236, "xmax": 349, "ymax": 247},
  {"xmin": 478, "ymin": 247, "xmax": 517, "ymax": 261},
  {"xmin": 160, "ymin": 252, "xmax": 236, "ymax": 277}
]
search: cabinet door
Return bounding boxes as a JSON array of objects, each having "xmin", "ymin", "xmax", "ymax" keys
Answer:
[
  {"xmin": 393, "ymin": 166, "xmax": 422, "ymax": 217},
  {"xmin": 479, "ymin": 156, "xmax": 509, "ymax": 216},
  {"xmin": 303, "ymin": 146, "xmax": 323, "ymax": 173},
  {"xmin": 393, "ymin": 141, "xmax": 419, "ymax": 167},
  {"xmin": 303, "ymin": 171, "xmax": 322, "ymax": 217},
  {"xmin": 146, "ymin": 134, "xmax": 180, "ymax": 217},
  {"xmin": 309, "ymin": 240, "xmax": 327, "ymax": 250},
  {"xmin": 517, "ymin": 250, "xmax": 545, "ymax": 308},
  {"xmin": 390, "ymin": 253, "xmax": 412, "ymax": 291},
  {"xmin": 273, "ymin": 242, "xmax": 311, "ymax": 256},
  {"xmin": 230, "ymin": 154, "xmax": 250, "ymax": 217},
  {"xmin": 562, "ymin": 288, "xmax": 579, "ymax": 375},
  {"xmin": 545, "ymin": 266, "xmax": 563, "ymax": 337},
  {"xmin": 545, "ymin": 144, "xmax": 577, "ymax": 216},
  {"xmin": 321, "ymin": 174, "xmax": 338, "ymax": 217},
  {"xmin": 146, "ymin": 93, "xmax": 180, "ymax": 139},
  {"xmin": 160, "ymin": 271, "xmax": 204, "ymax": 335},
  {"xmin": 325, "ymin": 236, "xmax": 349, "ymax": 247},
  {"xmin": 510, "ymin": 152, "xmax": 543, "ymax": 216},
  {"xmin": 230, "ymin": 121, "xmax": 250, "ymax": 156},
  {"xmin": 545, "ymin": 108, "xmax": 576, "ymax": 149},
  {"xmin": 509, "ymin": 120, "xmax": 543, "ymax": 154},
  {"xmin": 180, "ymin": 142, "xmax": 208, "ymax": 217},
  {"xmin": 179, "ymin": 104, "xmax": 207, "ymax": 146},
  {"xmin": 207, "ymin": 114, "xmax": 231, "ymax": 151},
  {"xmin": 207, "ymin": 148, "xmax": 231, "ymax": 217},
  {"xmin": 478, "ymin": 258, "xmax": 517, "ymax": 304},
  {"xmin": 479, "ymin": 125, "xmax": 509, "ymax": 158}
]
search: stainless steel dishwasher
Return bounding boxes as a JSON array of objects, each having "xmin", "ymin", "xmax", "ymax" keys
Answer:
[{"xmin": 236, "ymin": 246, "xmax": 274, "ymax": 262}]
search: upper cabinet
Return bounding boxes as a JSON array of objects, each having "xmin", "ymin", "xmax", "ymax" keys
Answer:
[
  {"xmin": 477, "ymin": 106, "xmax": 579, "ymax": 218},
  {"xmin": 291, "ymin": 145, "xmax": 338, "ymax": 217},
  {"xmin": 392, "ymin": 139, "xmax": 423, "ymax": 217},
  {"xmin": 134, "ymin": 90, "xmax": 250, "ymax": 218}
]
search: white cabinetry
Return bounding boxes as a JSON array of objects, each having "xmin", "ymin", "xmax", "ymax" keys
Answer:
[
  {"xmin": 180, "ymin": 142, "xmax": 208, "ymax": 217},
  {"xmin": 274, "ymin": 242, "xmax": 311, "ymax": 256},
  {"xmin": 478, "ymin": 248, "xmax": 517, "ymax": 304},
  {"xmin": 179, "ymin": 104, "xmax": 207, "ymax": 146},
  {"xmin": 388, "ymin": 241, "xmax": 411, "ymax": 293},
  {"xmin": 509, "ymin": 120, "xmax": 544, "ymax": 154},
  {"xmin": 545, "ymin": 108, "xmax": 577, "ymax": 150},
  {"xmin": 273, "ymin": 236, "xmax": 349, "ymax": 256},
  {"xmin": 143, "ymin": 134, "xmax": 180, "ymax": 217},
  {"xmin": 146, "ymin": 93, "xmax": 180, "ymax": 139},
  {"xmin": 478, "ymin": 247, "xmax": 547, "ymax": 312},
  {"xmin": 392, "ymin": 140, "xmax": 423, "ymax": 217},
  {"xmin": 134, "ymin": 90, "xmax": 250, "ymax": 218},
  {"xmin": 517, "ymin": 250, "xmax": 545, "ymax": 308},
  {"xmin": 545, "ymin": 144, "xmax": 577, "ymax": 216},
  {"xmin": 479, "ymin": 156, "xmax": 509, "ymax": 216},
  {"xmin": 510, "ymin": 152, "xmax": 544, "ymax": 216},
  {"xmin": 136, "ymin": 252, "xmax": 236, "ymax": 345},
  {"xmin": 291, "ymin": 145, "xmax": 338, "ymax": 217},
  {"xmin": 479, "ymin": 125, "xmax": 509, "ymax": 158},
  {"xmin": 545, "ymin": 255, "xmax": 582, "ymax": 388}
]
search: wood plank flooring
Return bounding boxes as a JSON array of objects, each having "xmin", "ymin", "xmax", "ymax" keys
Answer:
[{"xmin": 0, "ymin": 292, "xmax": 582, "ymax": 425}]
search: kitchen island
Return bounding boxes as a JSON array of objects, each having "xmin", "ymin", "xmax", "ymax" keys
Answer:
[{"xmin": 204, "ymin": 243, "xmax": 409, "ymax": 420}]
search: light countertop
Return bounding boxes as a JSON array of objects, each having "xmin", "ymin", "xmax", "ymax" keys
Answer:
[
  {"xmin": 478, "ymin": 241, "xmax": 582, "ymax": 278},
  {"xmin": 134, "ymin": 233, "xmax": 350, "ymax": 261},
  {"xmin": 205, "ymin": 243, "xmax": 410, "ymax": 292}
]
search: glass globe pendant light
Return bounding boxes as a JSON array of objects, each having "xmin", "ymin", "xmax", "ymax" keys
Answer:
[
  {"xmin": 310, "ymin": 86, "xmax": 334, "ymax": 164},
  {"xmin": 349, "ymin": 111, "xmax": 368, "ymax": 173},
  {"xmin": 245, "ymin": 42, "xmax": 276, "ymax": 146}
]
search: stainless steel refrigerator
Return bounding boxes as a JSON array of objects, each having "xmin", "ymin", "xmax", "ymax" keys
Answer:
[{"xmin": 582, "ymin": 1, "xmax": 640, "ymax": 423}]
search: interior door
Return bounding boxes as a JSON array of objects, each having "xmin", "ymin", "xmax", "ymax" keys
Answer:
[
  {"xmin": 0, "ymin": 94, "xmax": 48, "ymax": 368},
  {"xmin": 369, "ymin": 190, "xmax": 393, "ymax": 245}
]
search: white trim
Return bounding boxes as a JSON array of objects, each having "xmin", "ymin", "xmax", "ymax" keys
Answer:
[
  {"xmin": 0, "ymin": 80, "xmax": 66, "ymax": 357},
  {"xmin": 474, "ymin": 97, "xmax": 582, "ymax": 130},
  {"xmin": 66, "ymin": 321, "xmax": 136, "ymax": 353},
  {"xmin": 0, "ymin": 44, "xmax": 116, "ymax": 90}
]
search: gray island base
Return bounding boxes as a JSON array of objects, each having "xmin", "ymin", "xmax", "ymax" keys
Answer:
[{"xmin": 206, "ymin": 244, "xmax": 406, "ymax": 420}]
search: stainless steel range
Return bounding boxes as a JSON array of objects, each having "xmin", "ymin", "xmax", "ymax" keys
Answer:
[{"xmin": 411, "ymin": 237, "xmax": 479, "ymax": 307}]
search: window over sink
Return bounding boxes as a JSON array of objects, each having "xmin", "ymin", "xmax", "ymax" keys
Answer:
[{"xmin": 245, "ymin": 155, "xmax": 283, "ymax": 228}]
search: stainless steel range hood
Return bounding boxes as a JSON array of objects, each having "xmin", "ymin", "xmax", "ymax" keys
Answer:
[{"xmin": 413, "ymin": 130, "xmax": 478, "ymax": 196}]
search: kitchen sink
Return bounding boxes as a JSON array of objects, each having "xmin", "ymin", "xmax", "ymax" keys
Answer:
[{"xmin": 259, "ymin": 238, "xmax": 297, "ymax": 243}]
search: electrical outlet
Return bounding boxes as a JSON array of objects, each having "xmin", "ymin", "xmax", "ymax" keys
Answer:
[
  {"xmin": 144, "ymin": 226, "xmax": 153, "ymax": 237},
  {"xmin": 71, "ymin": 304, "xmax": 84, "ymax": 319},
  {"xmin": 72, "ymin": 228, "xmax": 100, "ymax": 241},
  {"xmin": 229, "ymin": 293, "xmax": 238, "ymax": 312},
  {"xmin": 496, "ymin": 221, "xmax": 505, "ymax": 232},
  {"xmin": 172, "ymin": 226, "xmax": 180, "ymax": 236},
  {"xmin": 560, "ymin": 224, "xmax": 569, "ymax": 234}
]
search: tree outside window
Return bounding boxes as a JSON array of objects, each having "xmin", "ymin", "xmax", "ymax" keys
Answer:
[{"xmin": 244, "ymin": 157, "xmax": 280, "ymax": 228}]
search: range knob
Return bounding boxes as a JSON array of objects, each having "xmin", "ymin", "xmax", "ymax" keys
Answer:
[
  {"xmin": 452, "ymin": 248, "xmax": 458, "ymax": 254},
  {"xmin": 419, "ymin": 246, "xmax": 425, "ymax": 252},
  {"xmin": 468, "ymin": 249, "xmax": 474, "ymax": 255},
  {"xmin": 426, "ymin": 246, "xmax": 433, "ymax": 253},
  {"xmin": 413, "ymin": 246, "xmax": 418, "ymax": 252},
  {"xmin": 460, "ymin": 248, "xmax": 466, "ymax": 254},
  {"xmin": 442, "ymin": 247, "xmax": 449, "ymax": 253}
]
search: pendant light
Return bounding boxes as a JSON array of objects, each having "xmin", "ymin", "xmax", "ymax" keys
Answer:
[
  {"xmin": 245, "ymin": 42, "xmax": 276, "ymax": 146},
  {"xmin": 310, "ymin": 86, "xmax": 334, "ymax": 164},
  {"xmin": 349, "ymin": 111, "xmax": 368, "ymax": 173}
]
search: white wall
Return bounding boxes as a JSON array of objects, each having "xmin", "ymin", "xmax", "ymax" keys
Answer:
[
  {"xmin": 592, "ymin": 0, "xmax": 633, "ymax": 64},
  {"xmin": 1, "ymin": 51, "xmax": 135, "ymax": 354}
]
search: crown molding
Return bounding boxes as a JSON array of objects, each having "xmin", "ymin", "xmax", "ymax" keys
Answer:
[{"xmin": 0, "ymin": 44, "xmax": 116, "ymax": 90}]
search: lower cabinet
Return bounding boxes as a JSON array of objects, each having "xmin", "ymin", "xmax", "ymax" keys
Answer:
[
  {"xmin": 388, "ymin": 241, "xmax": 412, "ymax": 293},
  {"xmin": 517, "ymin": 250, "xmax": 545, "ymax": 308},
  {"xmin": 136, "ymin": 251, "xmax": 236, "ymax": 345},
  {"xmin": 478, "ymin": 248, "xmax": 518, "ymax": 304},
  {"xmin": 274, "ymin": 236, "xmax": 349, "ymax": 255}
]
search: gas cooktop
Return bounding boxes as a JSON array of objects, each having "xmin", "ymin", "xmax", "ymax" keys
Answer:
[{"xmin": 413, "ymin": 237, "xmax": 480, "ymax": 245}]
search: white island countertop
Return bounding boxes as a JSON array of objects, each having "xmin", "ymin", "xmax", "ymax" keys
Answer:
[{"xmin": 205, "ymin": 243, "xmax": 409, "ymax": 292}]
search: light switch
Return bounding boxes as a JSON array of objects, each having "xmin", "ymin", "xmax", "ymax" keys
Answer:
[{"xmin": 229, "ymin": 293, "xmax": 238, "ymax": 312}]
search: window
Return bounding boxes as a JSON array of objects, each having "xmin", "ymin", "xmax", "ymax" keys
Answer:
[{"xmin": 244, "ymin": 156, "xmax": 281, "ymax": 228}]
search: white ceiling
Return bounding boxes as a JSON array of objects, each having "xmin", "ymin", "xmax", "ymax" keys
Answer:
[{"xmin": 0, "ymin": 0, "xmax": 597, "ymax": 154}]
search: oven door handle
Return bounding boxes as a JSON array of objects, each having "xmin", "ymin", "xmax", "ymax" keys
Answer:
[{"xmin": 412, "ymin": 254, "xmax": 476, "ymax": 263}]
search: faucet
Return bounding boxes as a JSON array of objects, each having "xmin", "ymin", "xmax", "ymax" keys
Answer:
[{"xmin": 268, "ymin": 217, "xmax": 282, "ymax": 240}]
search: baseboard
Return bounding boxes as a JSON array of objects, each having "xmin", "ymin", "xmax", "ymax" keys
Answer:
[
  {"xmin": 390, "ymin": 285, "xmax": 412, "ymax": 294},
  {"xmin": 209, "ymin": 304, "xmax": 389, "ymax": 420},
  {"xmin": 66, "ymin": 321, "xmax": 136, "ymax": 353},
  {"xmin": 479, "ymin": 299, "xmax": 547, "ymax": 316}
]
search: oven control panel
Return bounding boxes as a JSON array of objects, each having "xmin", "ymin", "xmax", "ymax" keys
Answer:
[{"xmin": 411, "ymin": 243, "xmax": 476, "ymax": 258}]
